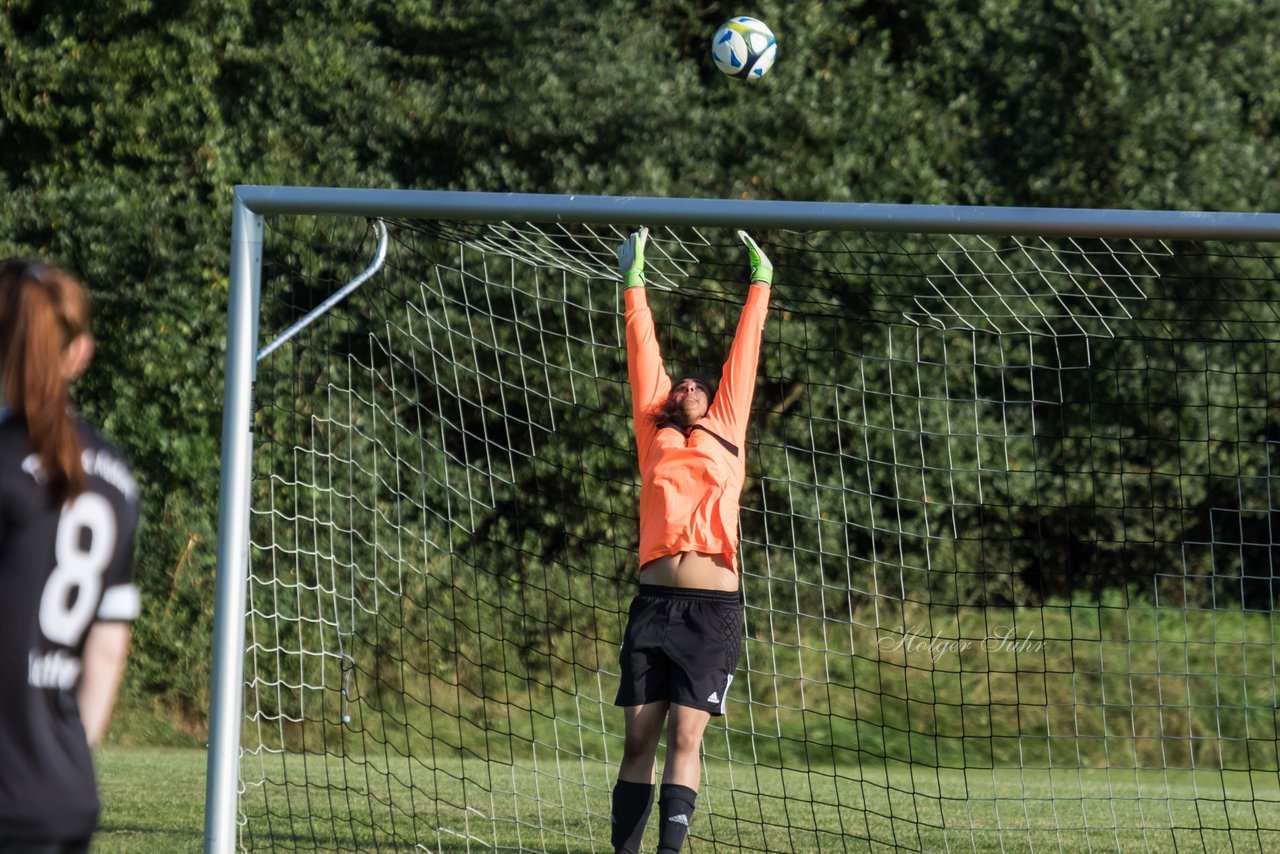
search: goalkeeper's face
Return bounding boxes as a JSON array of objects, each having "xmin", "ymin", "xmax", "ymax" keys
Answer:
[{"xmin": 670, "ymin": 378, "xmax": 711, "ymax": 426}]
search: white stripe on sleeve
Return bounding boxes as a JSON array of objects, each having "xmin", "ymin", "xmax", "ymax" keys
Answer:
[{"xmin": 98, "ymin": 583, "xmax": 141, "ymax": 621}]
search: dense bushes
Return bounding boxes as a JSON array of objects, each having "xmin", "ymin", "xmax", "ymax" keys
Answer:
[{"xmin": 3, "ymin": 0, "xmax": 1280, "ymax": 737}]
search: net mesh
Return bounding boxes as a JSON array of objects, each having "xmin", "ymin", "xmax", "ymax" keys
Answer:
[{"xmin": 239, "ymin": 214, "xmax": 1280, "ymax": 852}]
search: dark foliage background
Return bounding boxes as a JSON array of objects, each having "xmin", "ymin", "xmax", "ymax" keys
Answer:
[{"xmin": 3, "ymin": 0, "xmax": 1279, "ymax": 739}]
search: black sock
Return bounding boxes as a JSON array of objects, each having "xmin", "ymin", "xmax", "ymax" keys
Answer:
[
  {"xmin": 610, "ymin": 780, "xmax": 654, "ymax": 854},
  {"xmin": 657, "ymin": 783, "xmax": 698, "ymax": 853}
]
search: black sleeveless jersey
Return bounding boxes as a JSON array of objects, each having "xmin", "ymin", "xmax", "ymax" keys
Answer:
[{"xmin": 0, "ymin": 412, "xmax": 140, "ymax": 840}]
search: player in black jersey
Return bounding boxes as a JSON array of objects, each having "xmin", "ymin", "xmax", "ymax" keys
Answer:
[{"xmin": 0, "ymin": 260, "xmax": 140, "ymax": 853}]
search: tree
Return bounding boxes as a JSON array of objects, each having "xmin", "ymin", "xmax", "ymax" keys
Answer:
[{"xmin": 4, "ymin": 0, "xmax": 1280, "ymax": 737}]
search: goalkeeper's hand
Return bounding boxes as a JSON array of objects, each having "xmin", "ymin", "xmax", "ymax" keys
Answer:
[
  {"xmin": 738, "ymin": 230, "xmax": 773, "ymax": 286},
  {"xmin": 618, "ymin": 227, "xmax": 649, "ymax": 289}
]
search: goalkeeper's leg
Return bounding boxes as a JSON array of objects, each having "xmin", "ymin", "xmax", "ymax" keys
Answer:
[
  {"xmin": 656, "ymin": 704, "xmax": 712, "ymax": 854},
  {"xmin": 612, "ymin": 702, "xmax": 667, "ymax": 854}
]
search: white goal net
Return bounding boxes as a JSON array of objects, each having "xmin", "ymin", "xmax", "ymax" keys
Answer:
[{"xmin": 207, "ymin": 189, "xmax": 1280, "ymax": 853}]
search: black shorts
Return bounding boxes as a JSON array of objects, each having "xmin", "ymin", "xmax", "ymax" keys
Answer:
[{"xmin": 614, "ymin": 585, "xmax": 743, "ymax": 716}]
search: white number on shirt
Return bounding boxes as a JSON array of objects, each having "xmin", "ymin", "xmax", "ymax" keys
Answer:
[{"xmin": 39, "ymin": 492, "xmax": 117, "ymax": 646}]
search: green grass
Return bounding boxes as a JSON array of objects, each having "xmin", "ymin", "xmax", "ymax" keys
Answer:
[
  {"xmin": 100, "ymin": 745, "xmax": 1280, "ymax": 852},
  {"xmin": 95, "ymin": 746, "xmax": 206, "ymax": 853},
  {"xmin": 89, "ymin": 600, "xmax": 1280, "ymax": 851}
]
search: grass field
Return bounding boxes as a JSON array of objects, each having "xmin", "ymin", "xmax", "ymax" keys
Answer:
[
  {"xmin": 96, "ymin": 745, "xmax": 1280, "ymax": 852},
  {"xmin": 95, "ymin": 746, "xmax": 206, "ymax": 852}
]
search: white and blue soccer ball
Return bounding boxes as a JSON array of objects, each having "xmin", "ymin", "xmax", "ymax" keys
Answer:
[{"xmin": 711, "ymin": 16, "xmax": 777, "ymax": 81}]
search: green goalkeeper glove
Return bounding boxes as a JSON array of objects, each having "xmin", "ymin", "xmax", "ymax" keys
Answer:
[
  {"xmin": 738, "ymin": 230, "xmax": 773, "ymax": 286},
  {"xmin": 618, "ymin": 227, "xmax": 649, "ymax": 289}
]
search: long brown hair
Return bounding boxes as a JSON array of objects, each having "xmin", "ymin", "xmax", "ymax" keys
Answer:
[{"xmin": 0, "ymin": 259, "xmax": 92, "ymax": 503}]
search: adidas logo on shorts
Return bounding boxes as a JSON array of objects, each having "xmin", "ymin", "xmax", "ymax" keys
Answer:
[{"xmin": 707, "ymin": 691, "xmax": 719, "ymax": 704}]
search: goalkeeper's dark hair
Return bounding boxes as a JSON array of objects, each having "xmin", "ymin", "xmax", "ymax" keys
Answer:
[{"xmin": 0, "ymin": 259, "xmax": 91, "ymax": 504}]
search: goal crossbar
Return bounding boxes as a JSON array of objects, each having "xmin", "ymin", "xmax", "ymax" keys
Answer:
[{"xmin": 231, "ymin": 184, "xmax": 1280, "ymax": 239}]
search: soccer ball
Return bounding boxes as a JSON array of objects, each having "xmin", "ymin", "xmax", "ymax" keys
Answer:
[{"xmin": 711, "ymin": 17, "xmax": 777, "ymax": 81}]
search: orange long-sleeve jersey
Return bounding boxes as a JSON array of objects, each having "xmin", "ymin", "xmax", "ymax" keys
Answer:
[{"xmin": 626, "ymin": 284, "xmax": 770, "ymax": 574}]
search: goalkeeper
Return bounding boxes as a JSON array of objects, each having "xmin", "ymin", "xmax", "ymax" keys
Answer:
[{"xmin": 610, "ymin": 228, "xmax": 771, "ymax": 854}]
